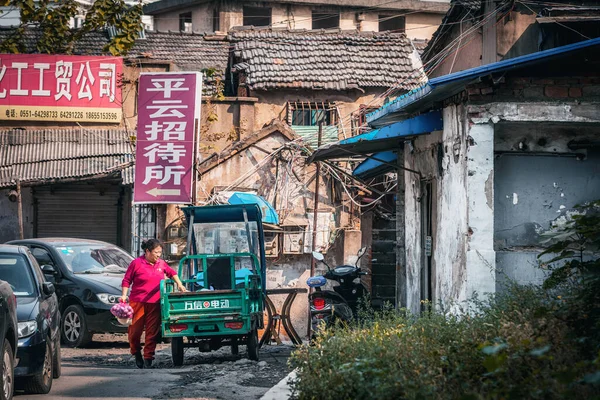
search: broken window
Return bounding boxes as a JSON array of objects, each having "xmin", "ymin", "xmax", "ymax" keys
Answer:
[
  {"xmin": 243, "ymin": 6, "xmax": 271, "ymax": 27},
  {"xmin": 379, "ymin": 14, "xmax": 405, "ymax": 33},
  {"xmin": 179, "ymin": 12, "xmax": 192, "ymax": 33},
  {"xmin": 312, "ymin": 11, "xmax": 339, "ymax": 30}
]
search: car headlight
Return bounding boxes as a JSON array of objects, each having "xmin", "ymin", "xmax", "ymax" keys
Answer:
[
  {"xmin": 97, "ymin": 293, "xmax": 119, "ymax": 305},
  {"xmin": 18, "ymin": 320, "xmax": 37, "ymax": 338}
]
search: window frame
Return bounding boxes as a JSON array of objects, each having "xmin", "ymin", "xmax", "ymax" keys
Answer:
[
  {"xmin": 312, "ymin": 10, "xmax": 340, "ymax": 30},
  {"xmin": 243, "ymin": 6, "xmax": 272, "ymax": 27},
  {"xmin": 179, "ymin": 12, "xmax": 193, "ymax": 32}
]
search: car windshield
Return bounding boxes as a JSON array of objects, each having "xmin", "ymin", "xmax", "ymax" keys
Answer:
[
  {"xmin": 0, "ymin": 254, "xmax": 36, "ymax": 296},
  {"xmin": 52, "ymin": 243, "xmax": 133, "ymax": 274}
]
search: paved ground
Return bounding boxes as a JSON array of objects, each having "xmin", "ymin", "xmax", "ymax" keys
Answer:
[{"xmin": 14, "ymin": 334, "xmax": 294, "ymax": 400}]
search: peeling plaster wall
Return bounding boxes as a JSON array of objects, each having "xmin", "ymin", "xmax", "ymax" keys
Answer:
[
  {"xmin": 465, "ymin": 123, "xmax": 496, "ymax": 300},
  {"xmin": 404, "ymin": 105, "xmax": 469, "ymax": 313}
]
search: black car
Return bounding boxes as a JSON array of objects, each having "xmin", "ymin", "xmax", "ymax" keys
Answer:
[
  {"xmin": 7, "ymin": 239, "xmax": 134, "ymax": 347},
  {"xmin": 0, "ymin": 245, "xmax": 60, "ymax": 395},
  {"xmin": 0, "ymin": 278, "xmax": 17, "ymax": 400}
]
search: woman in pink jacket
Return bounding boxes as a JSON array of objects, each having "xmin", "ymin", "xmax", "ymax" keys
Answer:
[{"xmin": 120, "ymin": 239, "xmax": 187, "ymax": 368}]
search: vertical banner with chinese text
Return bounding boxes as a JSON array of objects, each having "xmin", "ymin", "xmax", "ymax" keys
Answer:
[{"xmin": 133, "ymin": 72, "xmax": 202, "ymax": 204}]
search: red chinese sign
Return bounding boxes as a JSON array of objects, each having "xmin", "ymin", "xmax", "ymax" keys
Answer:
[
  {"xmin": 0, "ymin": 54, "xmax": 122, "ymax": 123},
  {"xmin": 133, "ymin": 72, "xmax": 202, "ymax": 204}
]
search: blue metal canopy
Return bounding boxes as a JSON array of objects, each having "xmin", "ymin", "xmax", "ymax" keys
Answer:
[
  {"xmin": 227, "ymin": 192, "xmax": 279, "ymax": 224},
  {"xmin": 367, "ymin": 37, "xmax": 600, "ymax": 127},
  {"xmin": 353, "ymin": 151, "xmax": 397, "ymax": 179},
  {"xmin": 309, "ymin": 110, "xmax": 443, "ymax": 162}
]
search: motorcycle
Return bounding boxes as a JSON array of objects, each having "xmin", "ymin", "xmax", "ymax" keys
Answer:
[{"xmin": 306, "ymin": 247, "xmax": 369, "ymax": 338}]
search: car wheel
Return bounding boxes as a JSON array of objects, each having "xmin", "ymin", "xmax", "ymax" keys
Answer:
[
  {"xmin": 0, "ymin": 339, "xmax": 14, "ymax": 400},
  {"xmin": 23, "ymin": 339, "xmax": 53, "ymax": 394},
  {"xmin": 61, "ymin": 305, "xmax": 92, "ymax": 348},
  {"xmin": 171, "ymin": 337, "xmax": 184, "ymax": 367},
  {"xmin": 52, "ymin": 336, "xmax": 61, "ymax": 379}
]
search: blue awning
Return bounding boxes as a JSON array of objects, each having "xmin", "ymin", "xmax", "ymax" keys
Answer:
[
  {"xmin": 227, "ymin": 192, "xmax": 279, "ymax": 224},
  {"xmin": 353, "ymin": 151, "xmax": 397, "ymax": 179},
  {"xmin": 309, "ymin": 110, "xmax": 443, "ymax": 162},
  {"xmin": 367, "ymin": 37, "xmax": 600, "ymax": 127}
]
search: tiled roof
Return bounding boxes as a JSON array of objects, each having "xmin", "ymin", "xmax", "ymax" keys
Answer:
[
  {"xmin": 230, "ymin": 29, "xmax": 426, "ymax": 91},
  {"xmin": 0, "ymin": 27, "xmax": 230, "ymax": 94},
  {"xmin": 0, "ymin": 129, "xmax": 133, "ymax": 187}
]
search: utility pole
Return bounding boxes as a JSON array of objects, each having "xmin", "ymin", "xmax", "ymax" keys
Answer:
[
  {"xmin": 307, "ymin": 122, "xmax": 323, "ymax": 339},
  {"xmin": 310, "ymin": 122, "xmax": 323, "ymax": 277},
  {"xmin": 16, "ymin": 179, "xmax": 24, "ymax": 240}
]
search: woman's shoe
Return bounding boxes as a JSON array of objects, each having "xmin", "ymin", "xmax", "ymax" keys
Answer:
[
  {"xmin": 134, "ymin": 352, "xmax": 144, "ymax": 369},
  {"xmin": 144, "ymin": 358, "xmax": 153, "ymax": 368}
]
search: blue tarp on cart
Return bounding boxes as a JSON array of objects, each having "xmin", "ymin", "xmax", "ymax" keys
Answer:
[{"xmin": 227, "ymin": 192, "xmax": 279, "ymax": 225}]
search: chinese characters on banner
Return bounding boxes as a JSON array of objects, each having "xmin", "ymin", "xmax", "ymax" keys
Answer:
[
  {"xmin": 133, "ymin": 72, "xmax": 202, "ymax": 204},
  {"xmin": 0, "ymin": 54, "xmax": 122, "ymax": 122}
]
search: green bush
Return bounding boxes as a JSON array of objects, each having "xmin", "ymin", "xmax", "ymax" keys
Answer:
[{"xmin": 289, "ymin": 285, "xmax": 600, "ymax": 400}]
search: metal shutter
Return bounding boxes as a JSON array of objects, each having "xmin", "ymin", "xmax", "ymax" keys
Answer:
[{"xmin": 35, "ymin": 186, "xmax": 120, "ymax": 244}]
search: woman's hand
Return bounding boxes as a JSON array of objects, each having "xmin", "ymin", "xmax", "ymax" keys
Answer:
[
  {"xmin": 119, "ymin": 295, "xmax": 128, "ymax": 303},
  {"xmin": 177, "ymin": 284, "xmax": 188, "ymax": 292}
]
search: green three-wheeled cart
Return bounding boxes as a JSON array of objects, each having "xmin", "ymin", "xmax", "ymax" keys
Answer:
[{"xmin": 160, "ymin": 204, "xmax": 266, "ymax": 365}]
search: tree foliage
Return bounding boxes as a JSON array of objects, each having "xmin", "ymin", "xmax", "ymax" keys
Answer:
[
  {"xmin": 538, "ymin": 200, "xmax": 600, "ymax": 289},
  {"xmin": 0, "ymin": 0, "xmax": 143, "ymax": 55}
]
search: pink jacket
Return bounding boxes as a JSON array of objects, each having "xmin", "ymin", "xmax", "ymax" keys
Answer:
[{"xmin": 122, "ymin": 256, "xmax": 176, "ymax": 303}]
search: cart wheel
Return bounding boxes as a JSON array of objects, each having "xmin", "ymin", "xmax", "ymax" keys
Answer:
[
  {"xmin": 171, "ymin": 337, "xmax": 184, "ymax": 367},
  {"xmin": 231, "ymin": 338, "xmax": 239, "ymax": 355},
  {"xmin": 247, "ymin": 329, "xmax": 259, "ymax": 361}
]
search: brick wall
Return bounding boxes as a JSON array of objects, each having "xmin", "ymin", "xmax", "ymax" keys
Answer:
[{"xmin": 465, "ymin": 76, "xmax": 600, "ymax": 103}]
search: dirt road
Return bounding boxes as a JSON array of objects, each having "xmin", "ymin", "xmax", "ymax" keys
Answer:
[{"xmin": 15, "ymin": 334, "xmax": 294, "ymax": 400}]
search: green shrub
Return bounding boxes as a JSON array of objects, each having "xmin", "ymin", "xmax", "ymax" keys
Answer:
[{"xmin": 289, "ymin": 285, "xmax": 600, "ymax": 400}]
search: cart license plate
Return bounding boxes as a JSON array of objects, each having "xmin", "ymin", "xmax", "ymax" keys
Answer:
[{"xmin": 184, "ymin": 299, "xmax": 230, "ymax": 310}]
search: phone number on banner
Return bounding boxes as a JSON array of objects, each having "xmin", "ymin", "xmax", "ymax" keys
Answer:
[{"xmin": 1, "ymin": 106, "xmax": 122, "ymax": 123}]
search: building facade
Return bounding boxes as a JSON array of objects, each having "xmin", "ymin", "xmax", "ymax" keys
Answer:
[{"xmin": 145, "ymin": 0, "xmax": 449, "ymax": 41}]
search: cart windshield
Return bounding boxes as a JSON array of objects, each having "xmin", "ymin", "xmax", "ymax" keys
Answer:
[{"xmin": 193, "ymin": 221, "xmax": 260, "ymax": 257}]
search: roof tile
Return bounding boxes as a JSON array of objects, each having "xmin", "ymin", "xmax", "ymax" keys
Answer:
[{"xmin": 229, "ymin": 29, "xmax": 426, "ymax": 91}]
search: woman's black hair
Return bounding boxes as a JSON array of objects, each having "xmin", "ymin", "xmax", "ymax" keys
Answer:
[{"xmin": 141, "ymin": 238, "xmax": 162, "ymax": 253}]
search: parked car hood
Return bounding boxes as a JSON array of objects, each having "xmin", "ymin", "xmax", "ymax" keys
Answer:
[
  {"xmin": 74, "ymin": 273, "xmax": 123, "ymax": 293},
  {"xmin": 16, "ymin": 296, "xmax": 38, "ymax": 321}
]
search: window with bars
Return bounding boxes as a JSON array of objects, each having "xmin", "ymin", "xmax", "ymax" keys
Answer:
[
  {"xmin": 288, "ymin": 102, "xmax": 337, "ymax": 126},
  {"xmin": 287, "ymin": 101, "xmax": 340, "ymax": 148}
]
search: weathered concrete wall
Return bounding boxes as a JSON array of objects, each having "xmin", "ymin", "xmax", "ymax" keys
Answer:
[
  {"xmin": 153, "ymin": 4, "xmax": 213, "ymax": 32},
  {"xmin": 405, "ymin": 13, "xmax": 443, "ymax": 40},
  {"xmin": 151, "ymin": 1, "xmax": 445, "ymax": 35},
  {"xmin": 465, "ymin": 122, "xmax": 496, "ymax": 301},
  {"xmin": 404, "ymin": 105, "xmax": 470, "ymax": 313},
  {"xmin": 427, "ymin": 21, "xmax": 483, "ymax": 78},
  {"xmin": 493, "ymin": 122, "xmax": 600, "ymax": 291}
]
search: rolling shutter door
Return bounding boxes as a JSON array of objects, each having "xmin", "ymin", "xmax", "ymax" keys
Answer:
[{"xmin": 35, "ymin": 186, "xmax": 120, "ymax": 244}]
